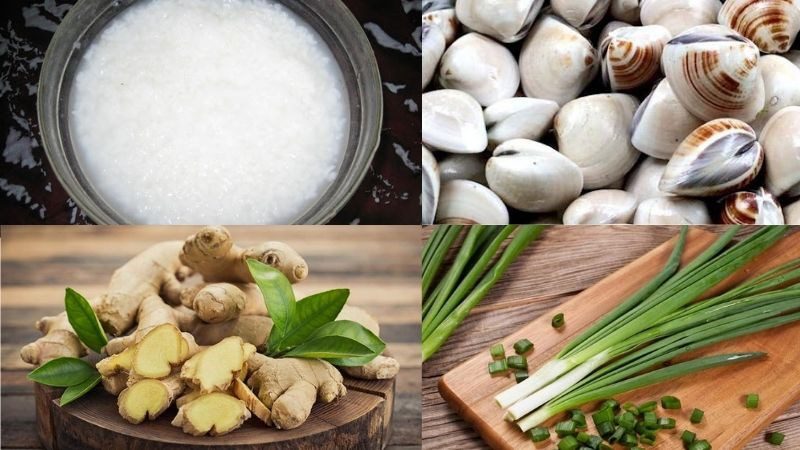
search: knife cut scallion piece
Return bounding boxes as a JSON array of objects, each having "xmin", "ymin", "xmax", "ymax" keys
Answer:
[
  {"xmin": 690, "ymin": 408, "xmax": 704, "ymax": 424},
  {"xmin": 592, "ymin": 407, "xmax": 614, "ymax": 425},
  {"xmin": 597, "ymin": 421, "xmax": 615, "ymax": 437},
  {"xmin": 661, "ymin": 396, "xmax": 681, "ymax": 409},
  {"xmin": 488, "ymin": 360, "xmax": 508, "ymax": 376},
  {"xmin": 507, "ymin": 355, "xmax": 527, "ymax": 371},
  {"xmin": 552, "ymin": 313, "xmax": 565, "ymax": 329},
  {"xmin": 618, "ymin": 411, "xmax": 637, "ymax": 431},
  {"xmin": 643, "ymin": 411, "xmax": 658, "ymax": 429},
  {"xmin": 746, "ymin": 393, "xmax": 759, "ymax": 409},
  {"xmin": 558, "ymin": 435, "xmax": 579, "ymax": 450},
  {"xmin": 555, "ymin": 420, "xmax": 577, "ymax": 437},
  {"xmin": 681, "ymin": 430, "xmax": 696, "ymax": 447},
  {"xmin": 514, "ymin": 338, "xmax": 534, "ymax": 355},
  {"xmin": 600, "ymin": 399, "xmax": 619, "ymax": 412},
  {"xmin": 528, "ymin": 426, "xmax": 549, "ymax": 442},
  {"xmin": 490, "ymin": 343, "xmax": 505, "ymax": 360},
  {"xmin": 622, "ymin": 402, "xmax": 639, "ymax": 415},
  {"xmin": 658, "ymin": 417, "xmax": 676, "ymax": 429},
  {"xmin": 570, "ymin": 410, "xmax": 587, "ymax": 429},
  {"xmin": 608, "ymin": 426, "xmax": 625, "ymax": 444},
  {"xmin": 515, "ymin": 371, "xmax": 529, "ymax": 384},
  {"xmin": 766, "ymin": 432, "xmax": 785, "ymax": 445},
  {"xmin": 639, "ymin": 401, "xmax": 657, "ymax": 413},
  {"xmin": 688, "ymin": 439, "xmax": 711, "ymax": 450}
]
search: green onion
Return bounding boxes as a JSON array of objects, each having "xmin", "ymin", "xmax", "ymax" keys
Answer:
[
  {"xmin": 621, "ymin": 432, "xmax": 638, "ymax": 447},
  {"xmin": 746, "ymin": 393, "xmax": 759, "ymax": 409},
  {"xmin": 421, "ymin": 226, "xmax": 460, "ymax": 297},
  {"xmin": 587, "ymin": 435, "xmax": 603, "ymax": 449},
  {"xmin": 688, "ymin": 439, "xmax": 711, "ymax": 450},
  {"xmin": 514, "ymin": 338, "xmax": 534, "ymax": 355},
  {"xmin": 576, "ymin": 431, "xmax": 590, "ymax": 443},
  {"xmin": 681, "ymin": 430, "xmax": 696, "ymax": 447},
  {"xmin": 641, "ymin": 429, "xmax": 657, "ymax": 442},
  {"xmin": 600, "ymin": 399, "xmax": 619, "ymax": 412},
  {"xmin": 488, "ymin": 360, "xmax": 508, "ymax": 375},
  {"xmin": 658, "ymin": 417, "xmax": 676, "ymax": 429},
  {"xmin": 661, "ymin": 395, "xmax": 681, "ymax": 409},
  {"xmin": 643, "ymin": 411, "xmax": 658, "ymax": 430},
  {"xmin": 592, "ymin": 407, "xmax": 614, "ymax": 425},
  {"xmin": 552, "ymin": 313, "xmax": 565, "ymax": 328},
  {"xmin": 640, "ymin": 435, "xmax": 656, "ymax": 445},
  {"xmin": 571, "ymin": 410, "xmax": 587, "ymax": 429},
  {"xmin": 619, "ymin": 411, "xmax": 637, "ymax": 431},
  {"xmin": 622, "ymin": 402, "xmax": 639, "ymax": 415},
  {"xmin": 639, "ymin": 401, "xmax": 657, "ymax": 413},
  {"xmin": 608, "ymin": 426, "xmax": 625, "ymax": 444},
  {"xmin": 558, "ymin": 435, "xmax": 579, "ymax": 450},
  {"xmin": 515, "ymin": 371, "xmax": 529, "ymax": 384},
  {"xmin": 507, "ymin": 355, "xmax": 528, "ymax": 371},
  {"xmin": 555, "ymin": 420, "xmax": 577, "ymax": 437},
  {"xmin": 490, "ymin": 343, "xmax": 505, "ymax": 359},
  {"xmin": 690, "ymin": 408, "xmax": 704, "ymax": 424},
  {"xmin": 528, "ymin": 426, "xmax": 549, "ymax": 442},
  {"xmin": 767, "ymin": 432, "xmax": 785, "ymax": 445},
  {"xmin": 597, "ymin": 421, "xmax": 615, "ymax": 437}
]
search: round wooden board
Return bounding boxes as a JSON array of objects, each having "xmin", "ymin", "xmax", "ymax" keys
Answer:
[{"xmin": 35, "ymin": 376, "xmax": 395, "ymax": 450}]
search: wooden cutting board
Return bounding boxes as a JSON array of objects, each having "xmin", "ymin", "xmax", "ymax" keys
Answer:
[{"xmin": 439, "ymin": 228, "xmax": 800, "ymax": 449}]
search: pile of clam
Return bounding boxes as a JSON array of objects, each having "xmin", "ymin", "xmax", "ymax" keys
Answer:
[{"xmin": 422, "ymin": 0, "xmax": 800, "ymax": 225}]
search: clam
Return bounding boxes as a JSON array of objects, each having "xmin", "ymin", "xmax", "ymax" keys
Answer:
[
  {"xmin": 630, "ymin": 79, "xmax": 704, "ymax": 160},
  {"xmin": 439, "ymin": 153, "xmax": 488, "ymax": 185},
  {"xmin": 423, "ymin": 3, "xmax": 459, "ymax": 45},
  {"xmin": 787, "ymin": 50, "xmax": 800, "ymax": 68},
  {"xmin": 659, "ymin": 118, "xmax": 764, "ymax": 197},
  {"xmin": 562, "ymin": 189, "xmax": 638, "ymax": 224},
  {"xmin": 551, "ymin": 0, "xmax": 611, "ymax": 30},
  {"xmin": 455, "ymin": 0, "xmax": 544, "ymax": 43},
  {"xmin": 519, "ymin": 15, "xmax": 600, "ymax": 106},
  {"xmin": 640, "ymin": 0, "xmax": 722, "ymax": 36},
  {"xmin": 485, "ymin": 97, "xmax": 560, "ymax": 147},
  {"xmin": 600, "ymin": 25, "xmax": 671, "ymax": 92},
  {"xmin": 422, "ymin": 146, "xmax": 440, "ymax": 226},
  {"xmin": 633, "ymin": 197, "xmax": 712, "ymax": 224},
  {"xmin": 760, "ymin": 106, "xmax": 800, "ymax": 197},
  {"xmin": 718, "ymin": 0, "xmax": 800, "ymax": 54},
  {"xmin": 435, "ymin": 179, "xmax": 510, "ymax": 224},
  {"xmin": 624, "ymin": 157, "xmax": 671, "ymax": 203},
  {"xmin": 422, "ymin": 23, "xmax": 446, "ymax": 90},
  {"xmin": 750, "ymin": 55, "xmax": 800, "ymax": 133},
  {"xmin": 661, "ymin": 24, "xmax": 765, "ymax": 122},
  {"xmin": 721, "ymin": 189, "xmax": 785, "ymax": 225},
  {"xmin": 485, "ymin": 139, "xmax": 584, "ymax": 212},
  {"xmin": 610, "ymin": 0, "xmax": 640, "ymax": 23},
  {"xmin": 438, "ymin": 33, "xmax": 520, "ymax": 107},
  {"xmin": 422, "ymin": 89, "xmax": 488, "ymax": 153},
  {"xmin": 555, "ymin": 93, "xmax": 641, "ymax": 189},
  {"xmin": 784, "ymin": 199, "xmax": 800, "ymax": 224},
  {"xmin": 598, "ymin": 20, "xmax": 632, "ymax": 45}
]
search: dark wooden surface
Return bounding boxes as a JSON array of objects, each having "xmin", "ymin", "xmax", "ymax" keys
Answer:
[
  {"xmin": 0, "ymin": 226, "xmax": 422, "ymax": 449},
  {"xmin": 422, "ymin": 226, "xmax": 800, "ymax": 450},
  {"xmin": 0, "ymin": 0, "xmax": 421, "ymax": 225}
]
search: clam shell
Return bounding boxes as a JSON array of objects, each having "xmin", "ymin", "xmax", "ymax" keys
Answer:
[
  {"xmin": 630, "ymin": 79, "xmax": 704, "ymax": 160},
  {"xmin": 661, "ymin": 24, "xmax": 765, "ymax": 122},
  {"xmin": 787, "ymin": 50, "xmax": 800, "ymax": 68},
  {"xmin": 423, "ymin": 7, "xmax": 459, "ymax": 45},
  {"xmin": 761, "ymin": 106, "xmax": 800, "ymax": 197},
  {"xmin": 555, "ymin": 93, "xmax": 641, "ymax": 189},
  {"xmin": 719, "ymin": 0, "xmax": 800, "ymax": 54},
  {"xmin": 633, "ymin": 197, "xmax": 712, "ymax": 224},
  {"xmin": 551, "ymin": 0, "xmax": 611, "ymax": 30},
  {"xmin": 422, "ymin": 89, "xmax": 488, "ymax": 154},
  {"xmin": 598, "ymin": 20, "xmax": 632, "ymax": 45},
  {"xmin": 435, "ymin": 179, "xmax": 510, "ymax": 224},
  {"xmin": 519, "ymin": 15, "xmax": 600, "ymax": 106},
  {"xmin": 422, "ymin": 146, "xmax": 440, "ymax": 225},
  {"xmin": 610, "ymin": 0, "xmax": 640, "ymax": 23},
  {"xmin": 750, "ymin": 55, "xmax": 800, "ymax": 133},
  {"xmin": 784, "ymin": 199, "xmax": 800, "ymax": 224},
  {"xmin": 659, "ymin": 118, "xmax": 764, "ymax": 197},
  {"xmin": 438, "ymin": 33, "xmax": 520, "ymax": 107},
  {"xmin": 601, "ymin": 25, "xmax": 671, "ymax": 91},
  {"xmin": 624, "ymin": 157, "xmax": 672, "ymax": 203},
  {"xmin": 563, "ymin": 189, "xmax": 638, "ymax": 224},
  {"xmin": 455, "ymin": 0, "xmax": 544, "ymax": 43},
  {"xmin": 485, "ymin": 139, "xmax": 584, "ymax": 213},
  {"xmin": 422, "ymin": 23, "xmax": 446, "ymax": 90},
  {"xmin": 439, "ymin": 153, "xmax": 488, "ymax": 185},
  {"xmin": 485, "ymin": 97, "xmax": 560, "ymax": 147},
  {"xmin": 721, "ymin": 189, "xmax": 785, "ymax": 225},
  {"xmin": 640, "ymin": 0, "xmax": 722, "ymax": 36}
]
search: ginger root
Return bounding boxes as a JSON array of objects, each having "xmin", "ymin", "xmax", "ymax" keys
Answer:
[
  {"xmin": 181, "ymin": 336, "xmax": 255, "ymax": 393},
  {"xmin": 232, "ymin": 378, "xmax": 271, "ymax": 425},
  {"xmin": 180, "ymin": 226, "xmax": 308, "ymax": 284},
  {"xmin": 104, "ymin": 295, "xmax": 192, "ymax": 355},
  {"xmin": 184, "ymin": 283, "xmax": 247, "ymax": 323},
  {"xmin": 118, "ymin": 375, "xmax": 184, "ymax": 424},
  {"xmin": 171, "ymin": 392, "xmax": 251, "ymax": 436},
  {"xmin": 97, "ymin": 323, "xmax": 197, "ymax": 379},
  {"xmin": 191, "ymin": 315, "xmax": 272, "ymax": 350},
  {"xmin": 20, "ymin": 312, "xmax": 88, "ymax": 365},
  {"xmin": 340, "ymin": 355, "xmax": 400, "ymax": 380}
]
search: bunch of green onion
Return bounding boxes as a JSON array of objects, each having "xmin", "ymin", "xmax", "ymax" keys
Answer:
[
  {"xmin": 421, "ymin": 225, "xmax": 544, "ymax": 362},
  {"xmin": 493, "ymin": 226, "xmax": 800, "ymax": 433}
]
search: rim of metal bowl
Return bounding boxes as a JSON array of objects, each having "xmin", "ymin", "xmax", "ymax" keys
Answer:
[{"xmin": 38, "ymin": 0, "xmax": 382, "ymax": 224}]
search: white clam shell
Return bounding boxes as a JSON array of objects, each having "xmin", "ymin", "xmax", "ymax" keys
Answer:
[
  {"xmin": 486, "ymin": 139, "xmax": 584, "ymax": 212},
  {"xmin": 784, "ymin": 199, "xmax": 800, "ymax": 224},
  {"xmin": 640, "ymin": 0, "xmax": 722, "ymax": 36},
  {"xmin": 563, "ymin": 189, "xmax": 638, "ymax": 224},
  {"xmin": 659, "ymin": 118, "xmax": 764, "ymax": 197},
  {"xmin": 422, "ymin": 24, "xmax": 446, "ymax": 90},
  {"xmin": 610, "ymin": 0, "xmax": 640, "ymax": 23},
  {"xmin": 601, "ymin": 25, "xmax": 671, "ymax": 91},
  {"xmin": 484, "ymin": 97, "xmax": 560, "ymax": 147},
  {"xmin": 455, "ymin": 0, "xmax": 544, "ymax": 43},
  {"xmin": 625, "ymin": 157, "xmax": 672, "ymax": 204},
  {"xmin": 761, "ymin": 106, "xmax": 800, "ymax": 197},
  {"xmin": 423, "ymin": 7, "xmax": 459, "ymax": 45},
  {"xmin": 555, "ymin": 93, "xmax": 641, "ymax": 189},
  {"xmin": 721, "ymin": 189, "xmax": 785, "ymax": 225},
  {"xmin": 422, "ymin": 89, "xmax": 488, "ymax": 153},
  {"xmin": 631, "ymin": 79, "xmax": 704, "ymax": 160},
  {"xmin": 750, "ymin": 55, "xmax": 800, "ymax": 133},
  {"xmin": 787, "ymin": 50, "xmax": 800, "ymax": 68},
  {"xmin": 438, "ymin": 33, "xmax": 520, "ymax": 107},
  {"xmin": 598, "ymin": 20, "xmax": 632, "ymax": 45},
  {"xmin": 633, "ymin": 197, "xmax": 712, "ymax": 224},
  {"xmin": 439, "ymin": 153, "xmax": 488, "ymax": 185},
  {"xmin": 719, "ymin": 0, "xmax": 800, "ymax": 54},
  {"xmin": 551, "ymin": 0, "xmax": 611, "ymax": 30},
  {"xmin": 519, "ymin": 15, "xmax": 600, "ymax": 106},
  {"xmin": 422, "ymin": 146, "xmax": 440, "ymax": 225},
  {"xmin": 435, "ymin": 179, "xmax": 510, "ymax": 224},
  {"xmin": 661, "ymin": 24, "xmax": 765, "ymax": 122}
]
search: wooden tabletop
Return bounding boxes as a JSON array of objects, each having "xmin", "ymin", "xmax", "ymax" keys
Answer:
[
  {"xmin": 0, "ymin": 225, "xmax": 421, "ymax": 449},
  {"xmin": 421, "ymin": 225, "xmax": 800, "ymax": 450}
]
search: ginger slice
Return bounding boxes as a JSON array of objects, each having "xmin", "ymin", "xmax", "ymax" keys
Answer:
[
  {"xmin": 171, "ymin": 392, "xmax": 250, "ymax": 436},
  {"xmin": 118, "ymin": 375, "xmax": 184, "ymax": 424},
  {"xmin": 132, "ymin": 324, "xmax": 187, "ymax": 378},
  {"xmin": 232, "ymin": 378, "xmax": 271, "ymax": 425},
  {"xmin": 181, "ymin": 336, "xmax": 256, "ymax": 393}
]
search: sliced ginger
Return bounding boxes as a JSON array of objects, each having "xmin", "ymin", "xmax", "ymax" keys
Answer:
[
  {"xmin": 171, "ymin": 392, "xmax": 251, "ymax": 436},
  {"xmin": 96, "ymin": 324, "xmax": 193, "ymax": 380},
  {"xmin": 118, "ymin": 375, "xmax": 184, "ymax": 424},
  {"xmin": 181, "ymin": 336, "xmax": 255, "ymax": 393},
  {"xmin": 232, "ymin": 378, "xmax": 271, "ymax": 425}
]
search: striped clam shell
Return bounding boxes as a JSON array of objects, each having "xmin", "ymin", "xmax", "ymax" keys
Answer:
[
  {"xmin": 659, "ymin": 118, "xmax": 764, "ymax": 197},
  {"xmin": 719, "ymin": 0, "xmax": 800, "ymax": 54},
  {"xmin": 661, "ymin": 24, "xmax": 765, "ymax": 122},
  {"xmin": 721, "ymin": 189, "xmax": 785, "ymax": 225},
  {"xmin": 601, "ymin": 25, "xmax": 671, "ymax": 91}
]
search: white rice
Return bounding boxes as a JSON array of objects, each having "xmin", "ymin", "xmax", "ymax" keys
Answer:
[{"xmin": 69, "ymin": 0, "xmax": 349, "ymax": 224}]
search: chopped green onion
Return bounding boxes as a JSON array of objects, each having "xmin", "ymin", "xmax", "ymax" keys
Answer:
[
  {"xmin": 658, "ymin": 417, "xmax": 676, "ymax": 429},
  {"xmin": 592, "ymin": 407, "xmax": 615, "ymax": 425},
  {"xmin": 490, "ymin": 343, "xmax": 505, "ymax": 359},
  {"xmin": 622, "ymin": 402, "xmax": 639, "ymax": 415},
  {"xmin": 661, "ymin": 395, "xmax": 682, "ymax": 409},
  {"xmin": 690, "ymin": 408, "xmax": 704, "ymax": 424},
  {"xmin": 766, "ymin": 432, "xmax": 785, "ymax": 445},
  {"xmin": 641, "ymin": 429, "xmax": 657, "ymax": 442},
  {"xmin": 640, "ymin": 436, "xmax": 656, "ymax": 446},
  {"xmin": 746, "ymin": 393, "xmax": 759, "ymax": 409},
  {"xmin": 688, "ymin": 439, "xmax": 711, "ymax": 450},
  {"xmin": 571, "ymin": 410, "xmax": 587, "ymax": 429},
  {"xmin": 552, "ymin": 313, "xmax": 565, "ymax": 328},
  {"xmin": 601, "ymin": 399, "xmax": 620, "ymax": 412},
  {"xmin": 597, "ymin": 421, "xmax": 615, "ymax": 437},
  {"xmin": 608, "ymin": 426, "xmax": 626, "ymax": 444},
  {"xmin": 587, "ymin": 435, "xmax": 603, "ymax": 449},
  {"xmin": 558, "ymin": 435, "xmax": 579, "ymax": 450},
  {"xmin": 638, "ymin": 401, "xmax": 657, "ymax": 413},
  {"xmin": 507, "ymin": 355, "xmax": 527, "ymax": 371},
  {"xmin": 576, "ymin": 431, "xmax": 590, "ymax": 443},
  {"xmin": 619, "ymin": 411, "xmax": 637, "ymax": 431},
  {"xmin": 514, "ymin": 338, "xmax": 534, "ymax": 355},
  {"xmin": 556, "ymin": 420, "xmax": 577, "ymax": 437},
  {"xmin": 488, "ymin": 360, "xmax": 508, "ymax": 375},
  {"xmin": 681, "ymin": 430, "xmax": 696, "ymax": 447},
  {"xmin": 600, "ymin": 445, "xmax": 612, "ymax": 450},
  {"xmin": 643, "ymin": 411, "xmax": 658, "ymax": 429},
  {"xmin": 515, "ymin": 370, "xmax": 529, "ymax": 384},
  {"xmin": 621, "ymin": 432, "xmax": 638, "ymax": 447},
  {"xmin": 528, "ymin": 426, "xmax": 549, "ymax": 442}
]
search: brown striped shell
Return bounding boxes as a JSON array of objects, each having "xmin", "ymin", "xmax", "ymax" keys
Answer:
[
  {"xmin": 601, "ymin": 25, "xmax": 671, "ymax": 91},
  {"xmin": 721, "ymin": 189, "xmax": 785, "ymax": 225},
  {"xmin": 659, "ymin": 118, "xmax": 764, "ymax": 197},
  {"xmin": 719, "ymin": 0, "xmax": 800, "ymax": 54},
  {"xmin": 661, "ymin": 24, "xmax": 765, "ymax": 122}
]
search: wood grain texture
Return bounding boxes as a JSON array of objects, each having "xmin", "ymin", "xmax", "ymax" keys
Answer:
[
  {"xmin": 422, "ymin": 226, "xmax": 800, "ymax": 450},
  {"xmin": 1, "ymin": 225, "xmax": 421, "ymax": 449}
]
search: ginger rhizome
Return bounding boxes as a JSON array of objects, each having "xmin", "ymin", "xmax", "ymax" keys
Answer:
[
  {"xmin": 172, "ymin": 392, "xmax": 251, "ymax": 436},
  {"xmin": 180, "ymin": 336, "xmax": 255, "ymax": 393}
]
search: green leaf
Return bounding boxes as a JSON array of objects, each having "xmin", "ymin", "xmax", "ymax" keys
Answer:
[
  {"xmin": 28, "ymin": 357, "xmax": 96, "ymax": 387},
  {"xmin": 281, "ymin": 320, "xmax": 385, "ymax": 365},
  {"xmin": 269, "ymin": 289, "xmax": 350, "ymax": 353},
  {"xmin": 282, "ymin": 335, "xmax": 375, "ymax": 360},
  {"xmin": 247, "ymin": 260, "xmax": 295, "ymax": 347},
  {"xmin": 313, "ymin": 320, "xmax": 386, "ymax": 366},
  {"xmin": 60, "ymin": 372, "xmax": 101, "ymax": 407},
  {"xmin": 64, "ymin": 288, "xmax": 107, "ymax": 353}
]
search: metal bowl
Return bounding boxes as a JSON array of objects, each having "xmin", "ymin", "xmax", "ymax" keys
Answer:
[{"xmin": 38, "ymin": 0, "xmax": 382, "ymax": 224}]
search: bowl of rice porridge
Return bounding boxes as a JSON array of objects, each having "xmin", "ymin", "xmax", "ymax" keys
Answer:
[{"xmin": 38, "ymin": 0, "xmax": 382, "ymax": 224}]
